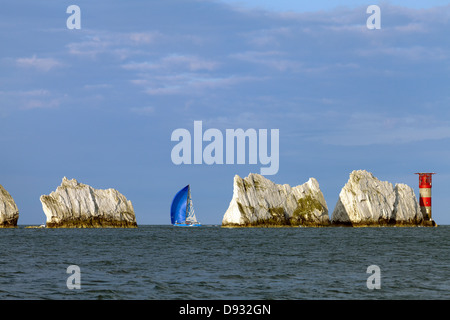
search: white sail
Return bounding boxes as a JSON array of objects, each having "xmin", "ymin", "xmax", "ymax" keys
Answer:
[{"xmin": 186, "ymin": 187, "xmax": 198, "ymax": 223}]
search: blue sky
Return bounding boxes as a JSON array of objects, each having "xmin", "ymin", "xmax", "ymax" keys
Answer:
[
  {"xmin": 222, "ymin": 0, "xmax": 450, "ymax": 11},
  {"xmin": 1, "ymin": 0, "xmax": 449, "ymax": 225}
]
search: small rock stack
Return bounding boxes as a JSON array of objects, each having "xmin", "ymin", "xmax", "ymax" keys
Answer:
[
  {"xmin": 222, "ymin": 173, "xmax": 329, "ymax": 227},
  {"xmin": 0, "ymin": 184, "xmax": 19, "ymax": 228},
  {"xmin": 331, "ymin": 170, "xmax": 435, "ymax": 227},
  {"xmin": 40, "ymin": 177, "xmax": 137, "ymax": 228}
]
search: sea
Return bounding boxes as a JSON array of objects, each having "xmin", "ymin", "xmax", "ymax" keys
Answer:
[{"xmin": 0, "ymin": 225, "xmax": 449, "ymax": 301}]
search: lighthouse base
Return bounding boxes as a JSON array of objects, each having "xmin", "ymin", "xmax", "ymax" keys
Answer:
[{"xmin": 424, "ymin": 219, "xmax": 437, "ymax": 227}]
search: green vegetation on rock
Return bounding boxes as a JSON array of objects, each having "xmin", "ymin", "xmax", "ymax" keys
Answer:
[{"xmin": 292, "ymin": 194, "xmax": 324, "ymax": 219}]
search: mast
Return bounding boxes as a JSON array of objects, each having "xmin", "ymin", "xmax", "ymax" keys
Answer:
[{"xmin": 186, "ymin": 185, "xmax": 197, "ymax": 223}]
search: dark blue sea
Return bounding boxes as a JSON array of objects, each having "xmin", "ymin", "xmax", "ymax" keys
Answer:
[{"xmin": 0, "ymin": 225, "xmax": 448, "ymax": 300}]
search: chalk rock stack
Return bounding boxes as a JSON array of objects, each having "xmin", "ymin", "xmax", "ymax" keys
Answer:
[
  {"xmin": 331, "ymin": 170, "xmax": 434, "ymax": 226},
  {"xmin": 0, "ymin": 184, "xmax": 19, "ymax": 228},
  {"xmin": 40, "ymin": 177, "xmax": 137, "ymax": 228},
  {"xmin": 222, "ymin": 173, "xmax": 329, "ymax": 227}
]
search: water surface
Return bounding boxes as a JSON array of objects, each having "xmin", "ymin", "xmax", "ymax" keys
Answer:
[{"xmin": 0, "ymin": 225, "xmax": 448, "ymax": 299}]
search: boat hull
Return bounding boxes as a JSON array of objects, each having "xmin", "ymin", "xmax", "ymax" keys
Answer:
[{"xmin": 173, "ymin": 223, "xmax": 201, "ymax": 227}]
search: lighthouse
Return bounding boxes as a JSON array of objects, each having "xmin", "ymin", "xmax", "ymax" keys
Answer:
[{"xmin": 414, "ymin": 172, "xmax": 435, "ymax": 221}]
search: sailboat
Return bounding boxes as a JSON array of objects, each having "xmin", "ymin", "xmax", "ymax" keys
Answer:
[{"xmin": 170, "ymin": 185, "xmax": 201, "ymax": 227}]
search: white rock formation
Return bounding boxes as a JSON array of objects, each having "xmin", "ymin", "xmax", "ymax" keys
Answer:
[
  {"xmin": 40, "ymin": 177, "xmax": 137, "ymax": 228},
  {"xmin": 0, "ymin": 184, "xmax": 19, "ymax": 227},
  {"xmin": 222, "ymin": 173, "xmax": 329, "ymax": 226},
  {"xmin": 331, "ymin": 170, "xmax": 434, "ymax": 226}
]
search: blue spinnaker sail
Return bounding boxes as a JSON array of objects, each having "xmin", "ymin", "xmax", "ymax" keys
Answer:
[{"xmin": 171, "ymin": 185, "xmax": 189, "ymax": 225}]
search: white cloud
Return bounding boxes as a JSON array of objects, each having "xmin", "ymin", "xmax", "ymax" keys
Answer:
[
  {"xmin": 307, "ymin": 113, "xmax": 450, "ymax": 146},
  {"xmin": 243, "ymin": 26, "xmax": 293, "ymax": 47},
  {"xmin": 230, "ymin": 50, "xmax": 302, "ymax": 71},
  {"xmin": 83, "ymin": 84, "xmax": 112, "ymax": 90},
  {"xmin": 65, "ymin": 31, "xmax": 162, "ymax": 59},
  {"xmin": 130, "ymin": 106, "xmax": 155, "ymax": 115},
  {"xmin": 357, "ymin": 46, "xmax": 448, "ymax": 61},
  {"xmin": 0, "ymin": 89, "xmax": 62, "ymax": 110},
  {"xmin": 128, "ymin": 31, "xmax": 161, "ymax": 45},
  {"xmin": 141, "ymin": 74, "xmax": 262, "ymax": 95},
  {"xmin": 22, "ymin": 99, "xmax": 60, "ymax": 110},
  {"xmin": 66, "ymin": 36, "xmax": 111, "ymax": 58},
  {"xmin": 16, "ymin": 55, "xmax": 63, "ymax": 71},
  {"xmin": 123, "ymin": 54, "xmax": 219, "ymax": 72},
  {"xmin": 202, "ymin": 112, "xmax": 268, "ymax": 129}
]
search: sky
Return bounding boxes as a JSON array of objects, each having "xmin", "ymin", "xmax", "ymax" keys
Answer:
[{"xmin": 1, "ymin": 0, "xmax": 449, "ymax": 225}]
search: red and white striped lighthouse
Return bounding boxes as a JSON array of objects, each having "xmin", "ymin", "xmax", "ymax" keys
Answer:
[{"xmin": 415, "ymin": 172, "xmax": 435, "ymax": 221}]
